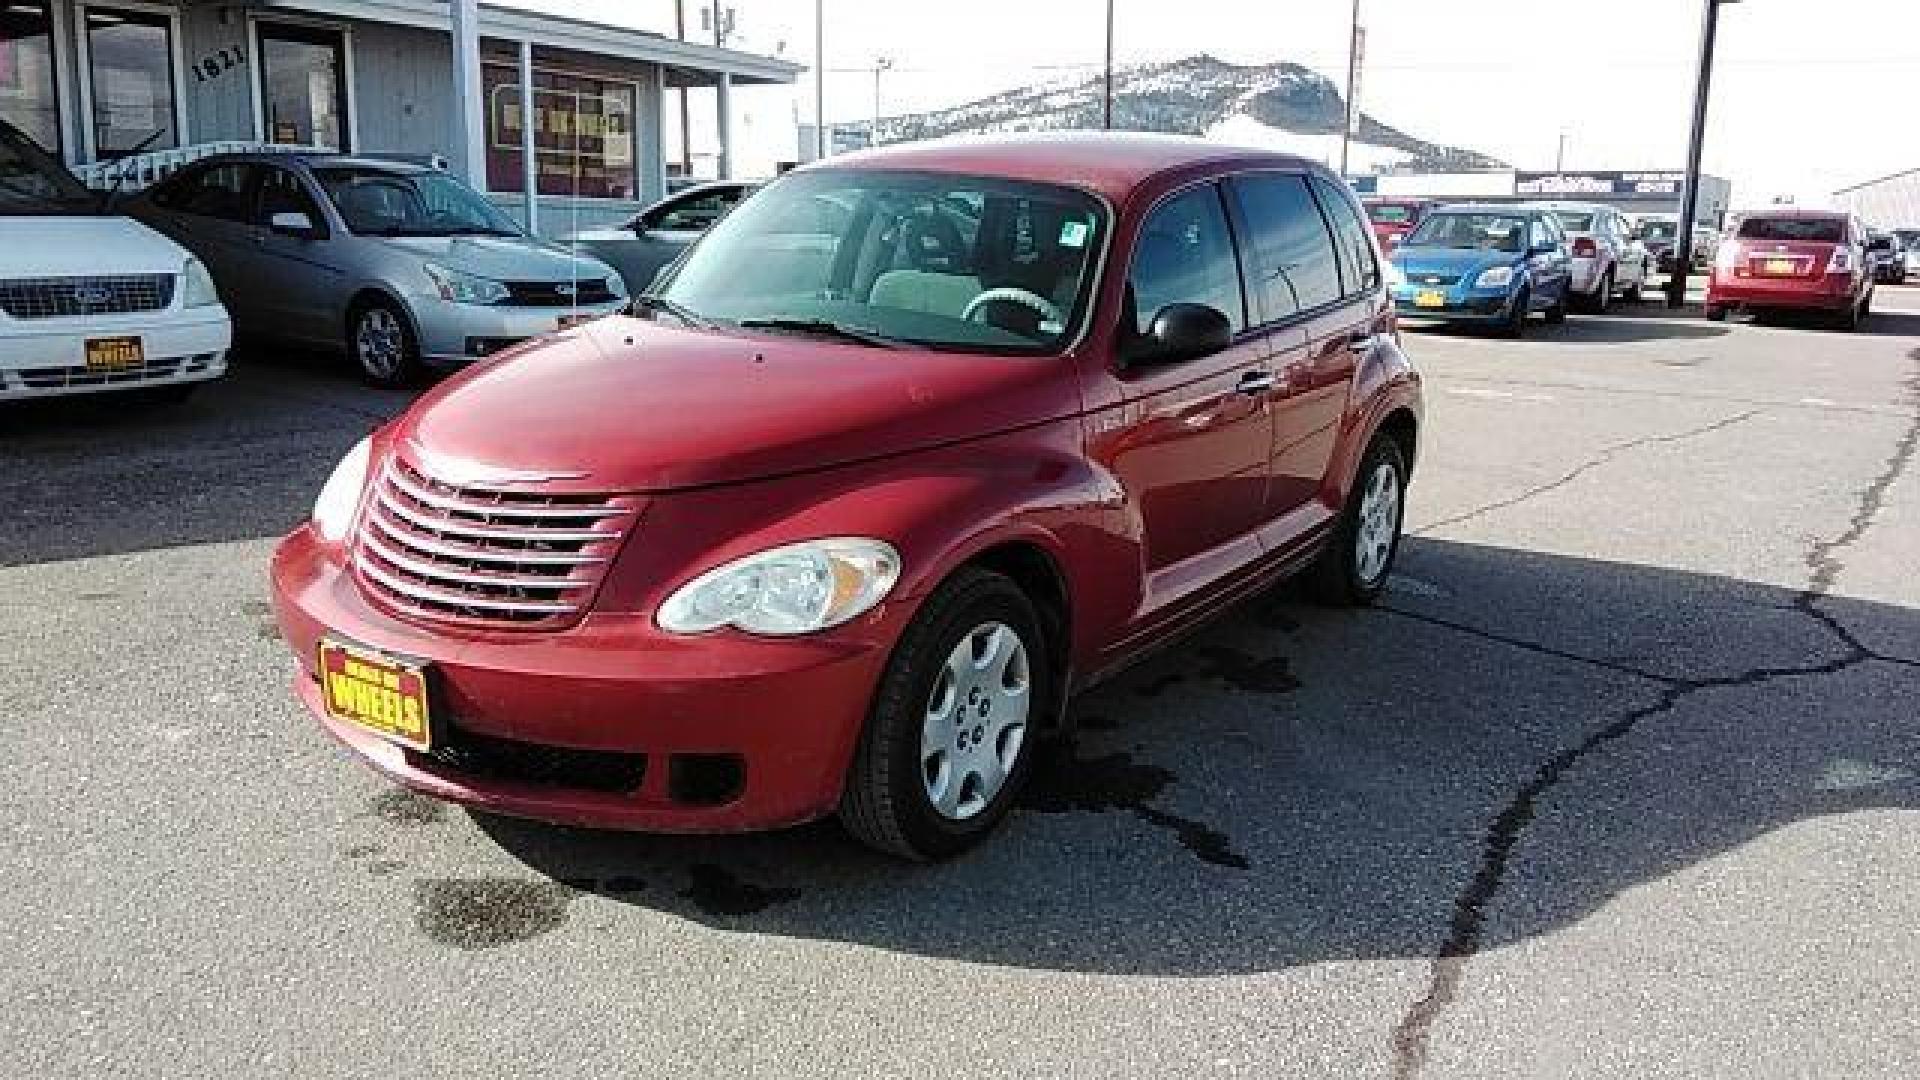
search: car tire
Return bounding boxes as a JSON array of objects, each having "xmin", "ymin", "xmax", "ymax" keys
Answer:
[
  {"xmin": 348, "ymin": 298, "xmax": 423, "ymax": 389},
  {"xmin": 839, "ymin": 568, "xmax": 1050, "ymax": 861},
  {"xmin": 1704, "ymin": 304, "xmax": 1727, "ymax": 322},
  {"xmin": 1591, "ymin": 269, "xmax": 1613, "ymax": 314},
  {"xmin": 1623, "ymin": 273, "xmax": 1643, "ymax": 303},
  {"xmin": 1499, "ymin": 286, "xmax": 1530, "ymax": 338},
  {"xmin": 1307, "ymin": 433, "xmax": 1409, "ymax": 606}
]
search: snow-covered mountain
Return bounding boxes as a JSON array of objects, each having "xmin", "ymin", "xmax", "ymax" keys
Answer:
[{"xmin": 866, "ymin": 54, "xmax": 1503, "ymax": 173}]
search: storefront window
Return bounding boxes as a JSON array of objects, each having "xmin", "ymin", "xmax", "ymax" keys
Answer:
[
  {"xmin": 0, "ymin": 0, "xmax": 60, "ymax": 152},
  {"xmin": 258, "ymin": 22, "xmax": 349, "ymax": 150},
  {"xmin": 484, "ymin": 64, "xmax": 636, "ymax": 200},
  {"xmin": 85, "ymin": 7, "xmax": 180, "ymax": 157}
]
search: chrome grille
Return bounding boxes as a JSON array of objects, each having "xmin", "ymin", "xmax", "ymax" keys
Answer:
[
  {"xmin": 502, "ymin": 279, "xmax": 619, "ymax": 307},
  {"xmin": 0, "ymin": 275, "xmax": 175, "ymax": 319},
  {"xmin": 354, "ymin": 458, "xmax": 637, "ymax": 629}
]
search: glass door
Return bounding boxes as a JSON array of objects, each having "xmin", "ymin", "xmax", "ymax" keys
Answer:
[
  {"xmin": 0, "ymin": 1, "xmax": 62, "ymax": 153},
  {"xmin": 256, "ymin": 21, "xmax": 348, "ymax": 151},
  {"xmin": 82, "ymin": 6, "xmax": 180, "ymax": 158}
]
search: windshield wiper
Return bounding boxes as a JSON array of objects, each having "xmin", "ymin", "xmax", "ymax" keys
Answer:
[
  {"xmin": 735, "ymin": 317, "xmax": 910, "ymax": 349},
  {"xmin": 631, "ymin": 294, "xmax": 713, "ymax": 328}
]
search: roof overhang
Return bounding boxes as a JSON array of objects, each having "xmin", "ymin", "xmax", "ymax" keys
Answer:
[{"xmin": 258, "ymin": 0, "xmax": 802, "ymax": 85}]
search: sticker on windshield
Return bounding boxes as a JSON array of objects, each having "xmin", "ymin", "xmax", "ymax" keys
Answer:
[{"xmin": 1058, "ymin": 219, "xmax": 1090, "ymax": 249}]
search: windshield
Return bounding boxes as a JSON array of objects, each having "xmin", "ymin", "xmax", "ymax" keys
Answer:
[
  {"xmin": 1738, "ymin": 217, "xmax": 1844, "ymax": 243},
  {"xmin": 657, "ymin": 169, "xmax": 1107, "ymax": 355},
  {"xmin": 315, "ymin": 168, "xmax": 520, "ymax": 237},
  {"xmin": 1405, "ymin": 212, "xmax": 1529, "ymax": 253},
  {"xmin": 0, "ymin": 123, "xmax": 98, "ymax": 216},
  {"xmin": 1367, "ymin": 203, "xmax": 1415, "ymax": 224},
  {"xmin": 1551, "ymin": 211, "xmax": 1595, "ymax": 233}
]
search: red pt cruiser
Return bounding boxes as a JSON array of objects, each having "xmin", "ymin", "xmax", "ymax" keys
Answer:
[{"xmin": 271, "ymin": 135, "xmax": 1423, "ymax": 859}]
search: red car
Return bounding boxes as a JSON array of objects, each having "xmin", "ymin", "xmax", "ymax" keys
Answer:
[
  {"xmin": 271, "ymin": 134, "xmax": 1423, "ymax": 859},
  {"xmin": 1706, "ymin": 209, "xmax": 1875, "ymax": 329},
  {"xmin": 1363, "ymin": 197, "xmax": 1434, "ymax": 252}
]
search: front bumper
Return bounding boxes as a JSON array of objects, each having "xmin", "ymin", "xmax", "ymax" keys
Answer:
[
  {"xmin": 270, "ymin": 526, "xmax": 897, "ymax": 832},
  {"xmin": 410, "ymin": 296, "xmax": 628, "ymax": 365},
  {"xmin": 1390, "ymin": 282, "xmax": 1516, "ymax": 324},
  {"xmin": 0, "ymin": 306, "xmax": 230, "ymax": 399}
]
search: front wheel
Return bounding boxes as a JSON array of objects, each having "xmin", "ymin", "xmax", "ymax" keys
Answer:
[
  {"xmin": 1499, "ymin": 286, "xmax": 1530, "ymax": 338},
  {"xmin": 840, "ymin": 568, "xmax": 1050, "ymax": 860},
  {"xmin": 1544, "ymin": 286, "xmax": 1569, "ymax": 325},
  {"xmin": 349, "ymin": 299, "xmax": 423, "ymax": 389},
  {"xmin": 1307, "ymin": 435, "xmax": 1408, "ymax": 606}
]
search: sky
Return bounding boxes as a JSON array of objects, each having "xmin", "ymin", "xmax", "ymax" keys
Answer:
[{"xmin": 510, "ymin": 0, "xmax": 1920, "ymax": 210}]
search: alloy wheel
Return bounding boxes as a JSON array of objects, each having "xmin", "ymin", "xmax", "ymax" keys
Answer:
[
  {"xmin": 355, "ymin": 308, "xmax": 405, "ymax": 382},
  {"xmin": 1354, "ymin": 459, "xmax": 1402, "ymax": 586}
]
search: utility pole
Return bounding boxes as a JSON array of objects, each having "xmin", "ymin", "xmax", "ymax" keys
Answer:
[
  {"xmin": 1103, "ymin": 0, "xmax": 1114, "ymax": 129},
  {"xmin": 1338, "ymin": 0, "xmax": 1361, "ymax": 178},
  {"xmin": 1668, "ymin": 0, "xmax": 1739, "ymax": 308},
  {"xmin": 872, "ymin": 56, "xmax": 892, "ymax": 148},
  {"xmin": 675, "ymin": 1, "xmax": 691, "ymax": 179},
  {"xmin": 814, "ymin": 0, "xmax": 827, "ymax": 159}
]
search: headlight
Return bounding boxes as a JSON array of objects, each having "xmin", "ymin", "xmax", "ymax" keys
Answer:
[
  {"xmin": 423, "ymin": 262, "xmax": 509, "ymax": 305},
  {"xmin": 657, "ymin": 538, "xmax": 901, "ymax": 636},
  {"xmin": 312, "ymin": 436, "xmax": 373, "ymax": 545},
  {"xmin": 181, "ymin": 258, "xmax": 221, "ymax": 308},
  {"xmin": 1475, "ymin": 265, "xmax": 1515, "ymax": 289},
  {"xmin": 1383, "ymin": 261, "xmax": 1407, "ymax": 288}
]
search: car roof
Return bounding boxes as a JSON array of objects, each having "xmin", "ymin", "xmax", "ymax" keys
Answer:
[
  {"xmin": 183, "ymin": 152, "xmax": 432, "ymax": 174},
  {"xmin": 1431, "ymin": 203, "xmax": 1537, "ymax": 216},
  {"xmin": 1535, "ymin": 201, "xmax": 1613, "ymax": 213},
  {"xmin": 804, "ymin": 131, "xmax": 1322, "ymax": 204}
]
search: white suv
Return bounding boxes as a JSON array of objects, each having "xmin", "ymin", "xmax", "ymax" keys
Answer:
[
  {"xmin": 1, "ymin": 122, "xmax": 230, "ymax": 402},
  {"xmin": 1542, "ymin": 201, "xmax": 1651, "ymax": 314}
]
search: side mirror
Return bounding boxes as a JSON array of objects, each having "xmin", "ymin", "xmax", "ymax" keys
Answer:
[
  {"xmin": 269, "ymin": 210, "xmax": 317, "ymax": 238},
  {"xmin": 1125, "ymin": 303, "xmax": 1232, "ymax": 368}
]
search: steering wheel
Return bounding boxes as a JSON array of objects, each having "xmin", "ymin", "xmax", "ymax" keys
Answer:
[{"xmin": 961, "ymin": 287, "xmax": 1067, "ymax": 328}]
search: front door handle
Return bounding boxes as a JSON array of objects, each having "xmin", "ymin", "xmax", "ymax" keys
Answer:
[{"xmin": 1235, "ymin": 369, "xmax": 1276, "ymax": 395}]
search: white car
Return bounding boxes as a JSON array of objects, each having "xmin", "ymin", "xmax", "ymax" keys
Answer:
[
  {"xmin": 1541, "ymin": 201, "xmax": 1651, "ymax": 314},
  {"xmin": 1, "ymin": 121, "xmax": 230, "ymax": 403}
]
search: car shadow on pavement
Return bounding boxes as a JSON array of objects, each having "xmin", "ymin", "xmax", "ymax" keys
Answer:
[
  {"xmin": 0, "ymin": 345, "xmax": 412, "ymax": 566},
  {"xmin": 471, "ymin": 537, "xmax": 1920, "ymax": 978},
  {"xmin": 1406, "ymin": 309, "xmax": 1730, "ymax": 345}
]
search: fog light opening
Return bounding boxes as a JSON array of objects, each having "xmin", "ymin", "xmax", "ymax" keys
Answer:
[{"xmin": 668, "ymin": 754, "xmax": 745, "ymax": 807}]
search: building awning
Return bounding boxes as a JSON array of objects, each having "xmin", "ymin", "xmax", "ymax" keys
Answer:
[{"xmin": 260, "ymin": 0, "xmax": 803, "ymax": 85}]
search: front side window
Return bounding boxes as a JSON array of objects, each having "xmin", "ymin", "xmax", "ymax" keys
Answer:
[
  {"xmin": 1312, "ymin": 176, "xmax": 1379, "ymax": 296},
  {"xmin": 1530, "ymin": 218, "xmax": 1553, "ymax": 249},
  {"xmin": 0, "ymin": 1, "xmax": 61, "ymax": 153},
  {"xmin": 84, "ymin": 7, "xmax": 179, "ymax": 158},
  {"xmin": 255, "ymin": 166, "xmax": 322, "ymax": 228},
  {"xmin": 1232, "ymin": 174, "xmax": 1339, "ymax": 320},
  {"xmin": 1128, "ymin": 184, "xmax": 1246, "ymax": 336},
  {"xmin": 1408, "ymin": 212, "xmax": 1530, "ymax": 253},
  {"xmin": 660, "ymin": 169, "xmax": 1106, "ymax": 355},
  {"xmin": 315, "ymin": 167, "xmax": 518, "ymax": 237}
]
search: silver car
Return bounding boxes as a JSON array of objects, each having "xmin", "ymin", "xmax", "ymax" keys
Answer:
[
  {"xmin": 1540, "ymin": 201, "xmax": 1651, "ymax": 313},
  {"xmin": 565, "ymin": 180, "xmax": 756, "ymax": 295},
  {"xmin": 127, "ymin": 154, "xmax": 626, "ymax": 387}
]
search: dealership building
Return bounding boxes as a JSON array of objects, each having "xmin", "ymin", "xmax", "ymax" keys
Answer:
[
  {"xmin": 0, "ymin": 0, "xmax": 798, "ymax": 233},
  {"xmin": 1351, "ymin": 169, "xmax": 1734, "ymax": 226},
  {"xmin": 1833, "ymin": 168, "xmax": 1920, "ymax": 230}
]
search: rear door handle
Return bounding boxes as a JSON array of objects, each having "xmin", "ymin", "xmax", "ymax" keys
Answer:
[{"xmin": 1235, "ymin": 369, "xmax": 1276, "ymax": 395}]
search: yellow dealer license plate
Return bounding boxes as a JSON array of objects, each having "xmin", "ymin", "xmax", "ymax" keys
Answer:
[
  {"xmin": 318, "ymin": 639, "xmax": 433, "ymax": 752},
  {"xmin": 1414, "ymin": 290, "xmax": 1446, "ymax": 309},
  {"xmin": 1764, "ymin": 259, "xmax": 1797, "ymax": 276},
  {"xmin": 84, "ymin": 336, "xmax": 144, "ymax": 371}
]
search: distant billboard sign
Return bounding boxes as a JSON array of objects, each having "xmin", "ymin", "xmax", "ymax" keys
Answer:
[{"xmin": 1515, "ymin": 171, "xmax": 1686, "ymax": 197}]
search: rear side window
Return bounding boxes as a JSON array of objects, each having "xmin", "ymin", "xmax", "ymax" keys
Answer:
[
  {"xmin": 1231, "ymin": 173, "xmax": 1341, "ymax": 321},
  {"xmin": 1311, "ymin": 176, "xmax": 1379, "ymax": 296},
  {"xmin": 1738, "ymin": 217, "xmax": 1845, "ymax": 243},
  {"xmin": 156, "ymin": 163, "xmax": 256, "ymax": 221},
  {"xmin": 1128, "ymin": 184, "xmax": 1246, "ymax": 336}
]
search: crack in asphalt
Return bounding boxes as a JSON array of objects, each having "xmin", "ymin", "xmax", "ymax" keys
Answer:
[
  {"xmin": 1388, "ymin": 360, "xmax": 1920, "ymax": 1079},
  {"xmin": 1414, "ymin": 409, "xmax": 1766, "ymax": 535}
]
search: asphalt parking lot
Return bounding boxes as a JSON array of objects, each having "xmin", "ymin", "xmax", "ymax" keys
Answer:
[{"xmin": 4, "ymin": 291, "xmax": 1917, "ymax": 1078}]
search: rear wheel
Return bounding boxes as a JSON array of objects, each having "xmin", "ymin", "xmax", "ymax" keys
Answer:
[
  {"xmin": 840, "ymin": 568, "xmax": 1049, "ymax": 861},
  {"xmin": 1307, "ymin": 434, "xmax": 1408, "ymax": 606},
  {"xmin": 1704, "ymin": 304, "xmax": 1728, "ymax": 322},
  {"xmin": 1590, "ymin": 269, "xmax": 1613, "ymax": 314},
  {"xmin": 348, "ymin": 299, "xmax": 422, "ymax": 389}
]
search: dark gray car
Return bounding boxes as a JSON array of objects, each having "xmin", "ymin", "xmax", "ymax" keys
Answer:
[
  {"xmin": 125, "ymin": 154, "xmax": 626, "ymax": 387},
  {"xmin": 564, "ymin": 181, "xmax": 756, "ymax": 295}
]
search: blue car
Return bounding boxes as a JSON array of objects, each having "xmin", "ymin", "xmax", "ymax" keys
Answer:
[{"xmin": 1387, "ymin": 204, "xmax": 1572, "ymax": 336}]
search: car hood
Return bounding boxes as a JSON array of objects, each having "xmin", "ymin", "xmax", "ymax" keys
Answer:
[
  {"xmin": 374, "ymin": 235, "xmax": 612, "ymax": 281},
  {"xmin": 392, "ymin": 316, "xmax": 1080, "ymax": 493},
  {"xmin": 2, "ymin": 215, "xmax": 189, "ymax": 276},
  {"xmin": 1392, "ymin": 246, "xmax": 1517, "ymax": 280}
]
